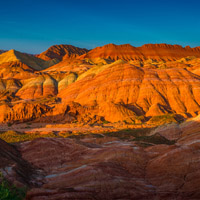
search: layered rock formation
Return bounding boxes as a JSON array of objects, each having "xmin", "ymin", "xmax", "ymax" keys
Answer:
[
  {"xmin": 1, "ymin": 41, "xmax": 200, "ymax": 199},
  {"xmin": 80, "ymin": 43, "xmax": 146, "ymax": 61},
  {"xmin": 0, "ymin": 50, "xmax": 59, "ymax": 70},
  {"xmin": 80, "ymin": 43, "xmax": 200, "ymax": 61},
  {"xmin": 0, "ymin": 102, "xmax": 49, "ymax": 123},
  {"xmin": 59, "ymin": 61, "xmax": 200, "ymax": 121},
  {"xmin": 0, "ymin": 43, "xmax": 200, "ymax": 123},
  {"xmin": 1, "ymin": 114, "xmax": 200, "ymax": 199},
  {"xmin": 138, "ymin": 43, "xmax": 200, "ymax": 61},
  {"xmin": 0, "ymin": 138, "xmax": 40, "ymax": 187},
  {"xmin": 37, "ymin": 44, "xmax": 88, "ymax": 61}
]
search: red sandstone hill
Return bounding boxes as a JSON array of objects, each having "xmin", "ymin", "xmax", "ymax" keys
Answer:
[
  {"xmin": 58, "ymin": 61, "xmax": 200, "ymax": 122},
  {"xmin": 79, "ymin": 43, "xmax": 145, "ymax": 61},
  {"xmin": 80, "ymin": 43, "xmax": 200, "ymax": 61},
  {"xmin": 1, "ymin": 43, "xmax": 200, "ymax": 199},
  {"xmin": 1, "ymin": 43, "xmax": 200, "ymax": 123},
  {"xmin": 37, "ymin": 44, "xmax": 89, "ymax": 61}
]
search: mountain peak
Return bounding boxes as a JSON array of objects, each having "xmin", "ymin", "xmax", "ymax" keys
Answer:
[
  {"xmin": 37, "ymin": 44, "xmax": 89, "ymax": 61},
  {"xmin": 0, "ymin": 49, "xmax": 21, "ymax": 65},
  {"xmin": 0, "ymin": 49, "xmax": 58, "ymax": 70}
]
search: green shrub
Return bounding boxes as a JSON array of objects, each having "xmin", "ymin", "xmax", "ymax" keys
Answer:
[
  {"xmin": 0, "ymin": 173, "xmax": 26, "ymax": 200},
  {"xmin": 103, "ymin": 128, "xmax": 175, "ymax": 146},
  {"xmin": 133, "ymin": 133, "xmax": 175, "ymax": 145},
  {"xmin": 104, "ymin": 128, "xmax": 153, "ymax": 140},
  {"xmin": 0, "ymin": 131, "xmax": 57, "ymax": 143},
  {"xmin": 7, "ymin": 123, "xmax": 12, "ymax": 127},
  {"xmin": 148, "ymin": 114, "xmax": 177, "ymax": 125},
  {"xmin": 102, "ymin": 120, "xmax": 110, "ymax": 124}
]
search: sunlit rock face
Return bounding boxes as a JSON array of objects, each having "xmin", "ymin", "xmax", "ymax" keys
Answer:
[
  {"xmin": 1, "ymin": 43, "xmax": 200, "ymax": 199},
  {"xmin": 0, "ymin": 49, "xmax": 59, "ymax": 70},
  {"xmin": 59, "ymin": 62, "xmax": 200, "ymax": 120},
  {"xmin": 80, "ymin": 43, "xmax": 200, "ymax": 61},
  {"xmin": 36, "ymin": 44, "xmax": 88, "ymax": 61},
  {"xmin": 1, "ymin": 43, "xmax": 200, "ymax": 124}
]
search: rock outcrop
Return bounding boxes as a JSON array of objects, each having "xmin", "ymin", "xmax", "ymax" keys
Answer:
[
  {"xmin": 0, "ymin": 103, "xmax": 49, "ymax": 123},
  {"xmin": 16, "ymin": 75, "xmax": 58, "ymax": 99},
  {"xmin": 0, "ymin": 138, "xmax": 39, "ymax": 187}
]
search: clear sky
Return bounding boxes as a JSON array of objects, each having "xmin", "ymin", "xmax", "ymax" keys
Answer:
[{"xmin": 0, "ymin": 0, "xmax": 200, "ymax": 53}]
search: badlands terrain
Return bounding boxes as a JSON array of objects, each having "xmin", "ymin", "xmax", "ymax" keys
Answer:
[{"xmin": 1, "ymin": 43, "xmax": 200, "ymax": 199}]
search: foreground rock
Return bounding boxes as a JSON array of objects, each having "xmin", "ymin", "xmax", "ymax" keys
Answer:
[
  {"xmin": 1, "ymin": 118, "xmax": 200, "ymax": 200},
  {"xmin": 0, "ymin": 139, "xmax": 41, "ymax": 187},
  {"xmin": 22, "ymin": 132, "xmax": 200, "ymax": 200}
]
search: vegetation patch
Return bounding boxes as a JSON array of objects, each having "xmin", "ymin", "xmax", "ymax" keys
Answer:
[
  {"xmin": 0, "ymin": 173, "xmax": 26, "ymax": 200},
  {"xmin": 147, "ymin": 114, "xmax": 177, "ymax": 125},
  {"xmin": 103, "ymin": 128, "xmax": 153, "ymax": 140},
  {"xmin": 133, "ymin": 133, "xmax": 175, "ymax": 145},
  {"xmin": 103, "ymin": 128, "xmax": 175, "ymax": 145},
  {"xmin": 0, "ymin": 127, "xmax": 175, "ymax": 146},
  {"xmin": 0, "ymin": 131, "xmax": 57, "ymax": 143}
]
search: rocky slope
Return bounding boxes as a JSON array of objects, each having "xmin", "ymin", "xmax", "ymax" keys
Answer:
[
  {"xmin": 1, "ymin": 114, "xmax": 200, "ymax": 199},
  {"xmin": 0, "ymin": 138, "xmax": 40, "ymax": 187},
  {"xmin": 59, "ymin": 61, "xmax": 200, "ymax": 121},
  {"xmin": 37, "ymin": 44, "xmax": 89, "ymax": 61},
  {"xmin": 0, "ymin": 50, "xmax": 59, "ymax": 70}
]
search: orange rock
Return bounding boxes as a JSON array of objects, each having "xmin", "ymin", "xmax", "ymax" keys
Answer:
[
  {"xmin": 37, "ymin": 44, "xmax": 88, "ymax": 61},
  {"xmin": 1, "ymin": 102, "xmax": 49, "ymax": 123},
  {"xmin": 1, "ymin": 43, "xmax": 200, "ymax": 123},
  {"xmin": 80, "ymin": 43, "xmax": 200, "ymax": 61},
  {"xmin": 79, "ymin": 43, "xmax": 146, "ymax": 61},
  {"xmin": 59, "ymin": 63, "xmax": 200, "ymax": 119}
]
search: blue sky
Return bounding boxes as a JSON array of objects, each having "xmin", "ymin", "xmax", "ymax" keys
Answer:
[{"xmin": 0, "ymin": 0, "xmax": 200, "ymax": 53}]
